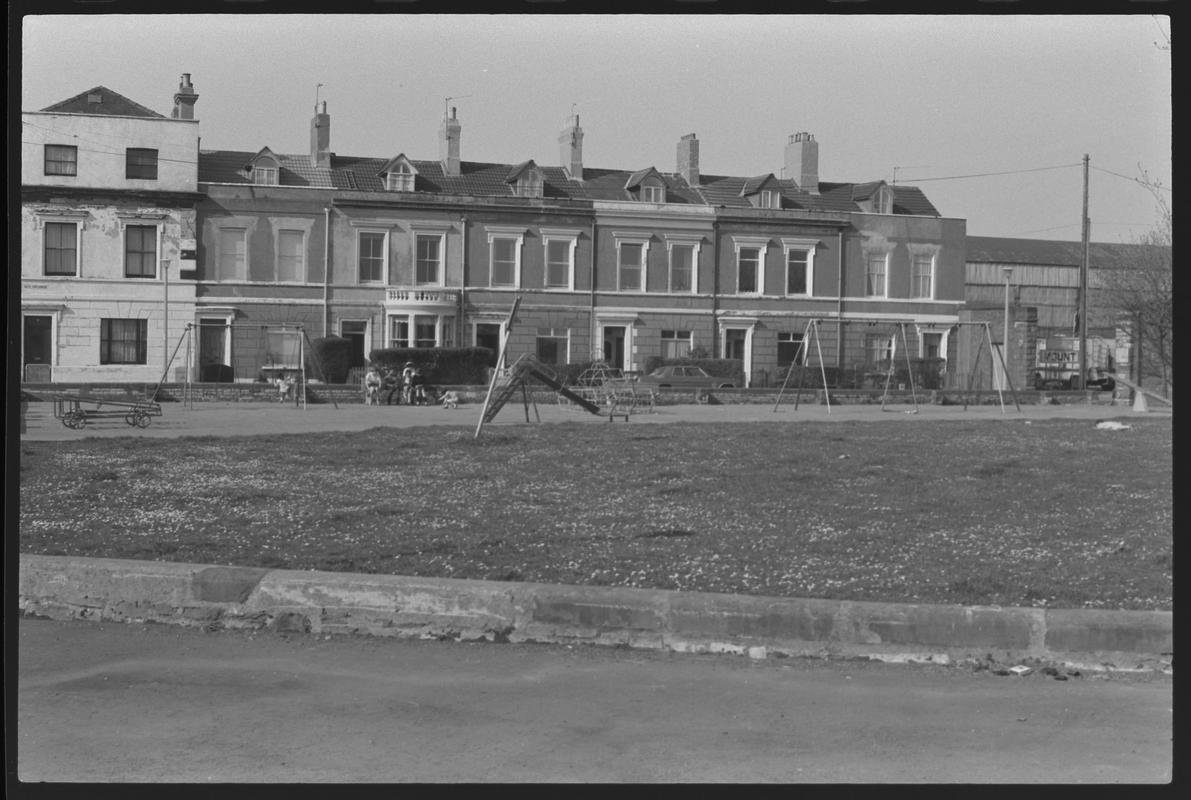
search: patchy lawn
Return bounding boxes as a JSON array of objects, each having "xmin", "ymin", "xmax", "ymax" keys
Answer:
[{"xmin": 18, "ymin": 418, "xmax": 1172, "ymax": 611}]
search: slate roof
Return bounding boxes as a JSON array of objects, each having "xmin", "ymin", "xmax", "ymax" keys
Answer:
[
  {"xmin": 965, "ymin": 236, "xmax": 1164, "ymax": 268},
  {"xmin": 198, "ymin": 144, "xmax": 944, "ymax": 215},
  {"xmin": 40, "ymin": 86, "xmax": 165, "ymax": 118}
]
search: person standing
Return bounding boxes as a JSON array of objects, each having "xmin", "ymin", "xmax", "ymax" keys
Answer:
[
  {"xmin": 276, "ymin": 371, "xmax": 293, "ymax": 404},
  {"xmin": 401, "ymin": 362, "xmax": 416, "ymax": 405}
]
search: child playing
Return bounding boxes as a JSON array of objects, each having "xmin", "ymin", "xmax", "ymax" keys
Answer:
[
  {"xmin": 364, "ymin": 366, "xmax": 382, "ymax": 406},
  {"xmin": 276, "ymin": 371, "xmax": 293, "ymax": 403}
]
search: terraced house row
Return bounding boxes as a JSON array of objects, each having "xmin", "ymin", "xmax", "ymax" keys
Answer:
[{"xmin": 22, "ymin": 75, "xmax": 1036, "ymax": 388}]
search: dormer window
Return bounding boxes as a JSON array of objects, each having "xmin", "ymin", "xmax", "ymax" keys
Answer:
[
  {"xmin": 515, "ymin": 172, "xmax": 543, "ymax": 198},
  {"xmin": 625, "ymin": 168, "xmax": 666, "ymax": 204},
  {"xmin": 380, "ymin": 155, "xmax": 418, "ymax": 192},
  {"xmin": 506, "ymin": 160, "xmax": 545, "ymax": 199},
  {"xmin": 387, "ymin": 165, "xmax": 414, "ymax": 191},
  {"xmin": 245, "ymin": 147, "xmax": 281, "ymax": 186},
  {"xmin": 741, "ymin": 174, "xmax": 780, "ymax": 208},
  {"xmin": 641, "ymin": 183, "xmax": 665, "ymax": 203},
  {"xmin": 873, "ymin": 186, "xmax": 893, "ymax": 214}
]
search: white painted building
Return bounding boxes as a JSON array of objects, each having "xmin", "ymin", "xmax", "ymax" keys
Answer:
[{"xmin": 20, "ymin": 77, "xmax": 203, "ymax": 383}]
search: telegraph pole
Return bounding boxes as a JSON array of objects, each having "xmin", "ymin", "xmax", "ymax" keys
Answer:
[{"xmin": 1077, "ymin": 154, "xmax": 1090, "ymax": 390}]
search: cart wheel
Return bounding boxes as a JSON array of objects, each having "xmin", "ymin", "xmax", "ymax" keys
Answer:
[
  {"xmin": 135, "ymin": 412, "xmax": 152, "ymax": 428},
  {"xmin": 63, "ymin": 411, "xmax": 86, "ymax": 429},
  {"xmin": 125, "ymin": 412, "xmax": 138, "ymax": 427}
]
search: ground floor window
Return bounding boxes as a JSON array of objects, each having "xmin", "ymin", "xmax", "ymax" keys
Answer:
[
  {"xmin": 100, "ymin": 318, "xmax": 148, "ymax": 364},
  {"xmin": 536, "ymin": 328, "xmax": 569, "ymax": 365},
  {"xmin": 777, "ymin": 332, "xmax": 806, "ymax": 367},
  {"xmin": 388, "ymin": 313, "xmax": 455, "ymax": 349},
  {"xmin": 660, "ymin": 329, "xmax": 692, "ymax": 359},
  {"xmin": 414, "ymin": 315, "xmax": 437, "ymax": 348},
  {"xmin": 865, "ymin": 333, "xmax": 893, "ymax": 365},
  {"xmin": 921, "ymin": 331, "xmax": 943, "ymax": 359}
]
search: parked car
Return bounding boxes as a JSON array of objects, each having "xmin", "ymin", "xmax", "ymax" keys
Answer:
[{"xmin": 637, "ymin": 365, "xmax": 735, "ymax": 389}]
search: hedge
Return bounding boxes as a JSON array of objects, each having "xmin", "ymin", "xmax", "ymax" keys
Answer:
[
  {"xmin": 310, "ymin": 336, "xmax": 353, "ymax": 384},
  {"xmin": 367, "ymin": 347, "xmax": 494, "ymax": 385}
]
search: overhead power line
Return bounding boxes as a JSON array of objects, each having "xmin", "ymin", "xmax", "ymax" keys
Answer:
[
  {"xmin": 895, "ymin": 163, "xmax": 1081, "ymax": 183},
  {"xmin": 1090, "ymin": 165, "xmax": 1172, "ymax": 193}
]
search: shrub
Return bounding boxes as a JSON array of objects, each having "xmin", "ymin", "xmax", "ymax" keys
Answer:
[
  {"xmin": 368, "ymin": 347, "xmax": 493, "ymax": 385},
  {"xmin": 310, "ymin": 336, "xmax": 353, "ymax": 384}
]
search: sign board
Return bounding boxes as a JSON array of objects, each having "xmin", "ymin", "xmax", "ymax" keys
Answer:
[{"xmin": 180, "ymin": 238, "xmax": 197, "ymax": 262}]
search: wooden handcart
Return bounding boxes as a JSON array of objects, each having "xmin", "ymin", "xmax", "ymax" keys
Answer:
[{"xmin": 52, "ymin": 393, "xmax": 163, "ymax": 430}]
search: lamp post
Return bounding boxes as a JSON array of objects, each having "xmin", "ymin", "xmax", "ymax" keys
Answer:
[{"xmin": 1002, "ymin": 267, "xmax": 1013, "ymax": 388}]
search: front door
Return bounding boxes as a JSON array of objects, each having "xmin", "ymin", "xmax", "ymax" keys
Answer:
[
  {"xmin": 198, "ymin": 321, "xmax": 230, "ymax": 382},
  {"xmin": 476, "ymin": 323, "xmax": 501, "ymax": 366},
  {"xmin": 341, "ymin": 321, "xmax": 367, "ymax": 368},
  {"xmin": 723, "ymin": 328, "xmax": 751, "ymax": 387},
  {"xmin": 23, "ymin": 316, "xmax": 53, "ymax": 381},
  {"xmin": 603, "ymin": 326, "xmax": 626, "ymax": 370}
]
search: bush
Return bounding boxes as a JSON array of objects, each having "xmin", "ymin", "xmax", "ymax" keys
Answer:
[
  {"xmin": 310, "ymin": 336, "xmax": 353, "ymax": 384},
  {"xmin": 368, "ymin": 347, "xmax": 494, "ymax": 385}
]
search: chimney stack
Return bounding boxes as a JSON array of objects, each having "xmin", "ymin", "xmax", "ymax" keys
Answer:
[
  {"xmin": 677, "ymin": 133, "xmax": 699, "ymax": 187},
  {"xmin": 171, "ymin": 73, "xmax": 199, "ymax": 120},
  {"xmin": 310, "ymin": 100, "xmax": 331, "ymax": 169},
  {"xmin": 440, "ymin": 106, "xmax": 461, "ymax": 176},
  {"xmin": 785, "ymin": 132, "xmax": 819, "ymax": 194},
  {"xmin": 558, "ymin": 113, "xmax": 584, "ymax": 180}
]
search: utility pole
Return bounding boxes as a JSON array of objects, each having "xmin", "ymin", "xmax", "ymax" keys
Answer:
[
  {"xmin": 1078, "ymin": 154, "xmax": 1090, "ymax": 390},
  {"xmin": 1003, "ymin": 267, "xmax": 1013, "ymax": 388}
]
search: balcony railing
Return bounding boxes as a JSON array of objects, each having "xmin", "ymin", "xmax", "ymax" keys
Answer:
[{"xmin": 385, "ymin": 288, "xmax": 460, "ymax": 306}]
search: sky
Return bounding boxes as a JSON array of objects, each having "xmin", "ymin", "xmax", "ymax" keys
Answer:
[{"xmin": 20, "ymin": 12, "xmax": 1172, "ymax": 243}]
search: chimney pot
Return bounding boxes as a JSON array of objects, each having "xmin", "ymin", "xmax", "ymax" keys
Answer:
[
  {"xmin": 677, "ymin": 132, "xmax": 700, "ymax": 187},
  {"xmin": 559, "ymin": 113, "xmax": 584, "ymax": 181},
  {"xmin": 171, "ymin": 75, "xmax": 199, "ymax": 120},
  {"xmin": 785, "ymin": 131, "xmax": 819, "ymax": 194},
  {"xmin": 311, "ymin": 100, "xmax": 331, "ymax": 168}
]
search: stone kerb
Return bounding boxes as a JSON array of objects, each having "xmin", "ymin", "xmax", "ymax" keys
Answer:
[{"xmin": 18, "ymin": 554, "xmax": 1172, "ymax": 666}]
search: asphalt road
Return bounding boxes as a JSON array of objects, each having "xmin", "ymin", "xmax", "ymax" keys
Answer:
[{"xmin": 16, "ymin": 618, "xmax": 1172, "ymax": 783}]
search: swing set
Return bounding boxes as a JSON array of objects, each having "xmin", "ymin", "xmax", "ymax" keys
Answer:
[
  {"xmin": 155, "ymin": 322, "xmax": 337, "ymax": 409},
  {"xmin": 772, "ymin": 318, "xmax": 1021, "ymax": 414}
]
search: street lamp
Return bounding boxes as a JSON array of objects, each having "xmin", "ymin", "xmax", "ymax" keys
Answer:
[{"xmin": 1002, "ymin": 267, "xmax": 1013, "ymax": 388}]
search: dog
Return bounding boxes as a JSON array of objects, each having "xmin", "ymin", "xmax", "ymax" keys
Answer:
[{"xmin": 440, "ymin": 391, "xmax": 459, "ymax": 410}]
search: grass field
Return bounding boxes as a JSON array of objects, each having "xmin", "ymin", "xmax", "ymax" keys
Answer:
[{"xmin": 18, "ymin": 417, "xmax": 1172, "ymax": 611}]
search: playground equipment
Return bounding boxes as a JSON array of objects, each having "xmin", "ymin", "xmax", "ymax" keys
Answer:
[
  {"xmin": 563, "ymin": 361, "xmax": 655, "ymax": 417},
  {"xmin": 772, "ymin": 318, "xmax": 1021, "ymax": 414},
  {"xmin": 152, "ymin": 322, "xmax": 337, "ymax": 409},
  {"xmin": 474, "ymin": 298, "xmax": 614, "ymax": 438}
]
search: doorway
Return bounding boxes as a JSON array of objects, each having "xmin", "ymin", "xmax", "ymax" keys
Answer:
[
  {"xmin": 341, "ymin": 320, "xmax": 367, "ymax": 368},
  {"xmin": 603, "ymin": 326, "xmax": 626, "ymax": 370},
  {"xmin": 23, "ymin": 316, "xmax": 53, "ymax": 381},
  {"xmin": 476, "ymin": 323, "xmax": 502, "ymax": 366},
  {"xmin": 198, "ymin": 320, "xmax": 231, "ymax": 382}
]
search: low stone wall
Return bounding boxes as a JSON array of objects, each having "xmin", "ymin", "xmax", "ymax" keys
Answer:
[{"xmin": 20, "ymin": 382, "xmax": 1121, "ymax": 407}]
